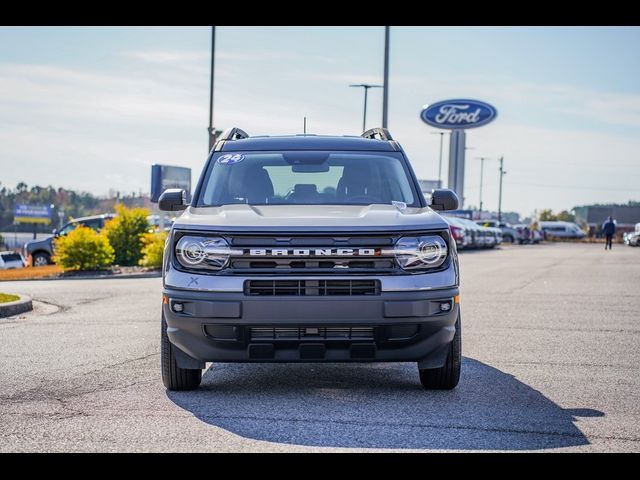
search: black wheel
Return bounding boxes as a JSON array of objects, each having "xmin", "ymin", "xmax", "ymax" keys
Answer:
[
  {"xmin": 503, "ymin": 234, "xmax": 514, "ymax": 244},
  {"xmin": 32, "ymin": 252, "xmax": 51, "ymax": 266},
  {"xmin": 161, "ymin": 313, "xmax": 202, "ymax": 391},
  {"xmin": 419, "ymin": 312, "xmax": 461, "ymax": 390}
]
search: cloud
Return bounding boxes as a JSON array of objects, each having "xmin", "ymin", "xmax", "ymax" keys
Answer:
[
  {"xmin": 1, "ymin": 47, "xmax": 640, "ymax": 217},
  {"xmin": 122, "ymin": 50, "xmax": 210, "ymax": 64},
  {"xmin": 389, "ymin": 73, "xmax": 640, "ymax": 129},
  {"xmin": 0, "ymin": 63, "xmax": 207, "ymax": 128}
]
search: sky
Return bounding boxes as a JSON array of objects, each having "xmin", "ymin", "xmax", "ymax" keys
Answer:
[{"xmin": 1, "ymin": 26, "xmax": 639, "ymax": 217}]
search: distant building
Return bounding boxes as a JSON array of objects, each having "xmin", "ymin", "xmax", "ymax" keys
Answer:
[{"xmin": 573, "ymin": 204, "xmax": 640, "ymax": 237}]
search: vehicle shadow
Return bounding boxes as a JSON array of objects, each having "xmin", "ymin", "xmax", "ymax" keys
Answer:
[{"xmin": 167, "ymin": 358, "xmax": 602, "ymax": 450}]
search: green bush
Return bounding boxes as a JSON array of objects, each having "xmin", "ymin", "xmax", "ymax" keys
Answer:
[
  {"xmin": 104, "ymin": 204, "xmax": 150, "ymax": 266},
  {"xmin": 53, "ymin": 226, "xmax": 114, "ymax": 271},
  {"xmin": 139, "ymin": 231, "xmax": 168, "ymax": 268}
]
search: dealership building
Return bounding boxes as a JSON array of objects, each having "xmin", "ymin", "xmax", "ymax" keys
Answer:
[{"xmin": 573, "ymin": 204, "xmax": 640, "ymax": 235}]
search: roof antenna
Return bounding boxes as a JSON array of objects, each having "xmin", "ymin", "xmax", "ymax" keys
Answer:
[{"xmin": 303, "ymin": 116, "xmax": 307, "ymax": 134}]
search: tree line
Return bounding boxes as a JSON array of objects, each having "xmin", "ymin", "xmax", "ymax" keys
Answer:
[{"xmin": 0, "ymin": 182, "xmax": 151, "ymax": 232}]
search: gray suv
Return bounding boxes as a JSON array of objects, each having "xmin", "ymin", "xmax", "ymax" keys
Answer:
[{"xmin": 159, "ymin": 128, "xmax": 461, "ymax": 391}]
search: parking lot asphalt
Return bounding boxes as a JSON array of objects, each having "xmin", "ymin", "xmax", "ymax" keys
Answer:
[{"xmin": 1, "ymin": 242, "xmax": 639, "ymax": 452}]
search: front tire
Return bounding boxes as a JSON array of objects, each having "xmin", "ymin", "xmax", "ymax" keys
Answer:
[
  {"xmin": 161, "ymin": 313, "xmax": 202, "ymax": 391},
  {"xmin": 32, "ymin": 252, "xmax": 51, "ymax": 266},
  {"xmin": 419, "ymin": 312, "xmax": 461, "ymax": 390}
]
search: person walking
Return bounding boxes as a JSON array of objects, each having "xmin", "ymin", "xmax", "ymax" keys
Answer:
[{"xmin": 602, "ymin": 216, "xmax": 616, "ymax": 250}]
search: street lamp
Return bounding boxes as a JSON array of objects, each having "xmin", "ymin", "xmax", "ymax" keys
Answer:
[
  {"xmin": 475, "ymin": 156, "xmax": 493, "ymax": 215},
  {"xmin": 382, "ymin": 26, "xmax": 390, "ymax": 128},
  {"xmin": 350, "ymin": 84, "xmax": 383, "ymax": 133},
  {"xmin": 208, "ymin": 26, "xmax": 217, "ymax": 152},
  {"xmin": 498, "ymin": 156, "xmax": 506, "ymax": 222},
  {"xmin": 430, "ymin": 131, "xmax": 449, "ymax": 187}
]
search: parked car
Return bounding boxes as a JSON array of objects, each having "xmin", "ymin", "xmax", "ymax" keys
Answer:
[
  {"xmin": 486, "ymin": 226, "xmax": 503, "ymax": 247},
  {"xmin": 458, "ymin": 218, "xmax": 488, "ymax": 248},
  {"xmin": 23, "ymin": 213, "xmax": 115, "ymax": 266},
  {"xmin": 442, "ymin": 215, "xmax": 473, "ymax": 250},
  {"xmin": 539, "ymin": 221, "xmax": 585, "ymax": 240},
  {"xmin": 531, "ymin": 229, "xmax": 542, "ymax": 244},
  {"xmin": 147, "ymin": 214, "xmax": 175, "ymax": 232},
  {"xmin": 0, "ymin": 251, "xmax": 26, "ymax": 270},
  {"xmin": 624, "ymin": 231, "xmax": 640, "ymax": 246},
  {"xmin": 476, "ymin": 220, "xmax": 518, "ymax": 243}
]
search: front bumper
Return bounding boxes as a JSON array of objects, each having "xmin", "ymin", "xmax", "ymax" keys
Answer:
[{"xmin": 163, "ymin": 286, "xmax": 459, "ymax": 369}]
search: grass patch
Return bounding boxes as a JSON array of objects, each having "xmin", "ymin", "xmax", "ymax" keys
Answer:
[
  {"xmin": 0, "ymin": 293, "xmax": 20, "ymax": 303},
  {"xmin": 0, "ymin": 265, "xmax": 62, "ymax": 281}
]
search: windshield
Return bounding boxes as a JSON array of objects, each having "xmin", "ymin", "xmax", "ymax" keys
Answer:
[{"xmin": 197, "ymin": 151, "xmax": 419, "ymax": 207}]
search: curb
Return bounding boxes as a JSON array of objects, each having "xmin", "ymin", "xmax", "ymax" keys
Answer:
[
  {"xmin": 0, "ymin": 295, "xmax": 33, "ymax": 318},
  {"xmin": 61, "ymin": 271, "xmax": 162, "ymax": 281},
  {"xmin": 1, "ymin": 271, "xmax": 162, "ymax": 282}
]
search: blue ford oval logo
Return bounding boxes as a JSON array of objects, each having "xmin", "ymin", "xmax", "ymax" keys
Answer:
[{"xmin": 420, "ymin": 99, "xmax": 497, "ymax": 129}]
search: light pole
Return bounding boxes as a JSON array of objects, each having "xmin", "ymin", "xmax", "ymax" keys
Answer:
[
  {"xmin": 208, "ymin": 26, "xmax": 217, "ymax": 152},
  {"xmin": 350, "ymin": 84, "xmax": 383, "ymax": 133},
  {"xmin": 475, "ymin": 157, "xmax": 490, "ymax": 215},
  {"xmin": 431, "ymin": 131, "xmax": 449, "ymax": 187},
  {"xmin": 382, "ymin": 26, "xmax": 390, "ymax": 128},
  {"xmin": 498, "ymin": 156, "xmax": 506, "ymax": 222}
]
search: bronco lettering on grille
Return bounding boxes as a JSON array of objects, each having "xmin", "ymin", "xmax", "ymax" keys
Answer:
[{"xmin": 247, "ymin": 248, "xmax": 379, "ymax": 257}]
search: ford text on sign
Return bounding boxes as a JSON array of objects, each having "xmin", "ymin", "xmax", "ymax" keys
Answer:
[{"xmin": 420, "ymin": 99, "xmax": 497, "ymax": 129}]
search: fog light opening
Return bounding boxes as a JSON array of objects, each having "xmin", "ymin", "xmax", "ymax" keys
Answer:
[
  {"xmin": 440, "ymin": 302, "xmax": 452, "ymax": 312},
  {"xmin": 172, "ymin": 302, "xmax": 184, "ymax": 313}
]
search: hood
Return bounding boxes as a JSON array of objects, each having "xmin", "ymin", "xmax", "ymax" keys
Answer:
[
  {"xmin": 24, "ymin": 236, "xmax": 53, "ymax": 248},
  {"xmin": 173, "ymin": 204, "xmax": 449, "ymax": 232}
]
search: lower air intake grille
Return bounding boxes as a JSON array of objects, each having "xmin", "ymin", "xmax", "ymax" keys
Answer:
[
  {"xmin": 250, "ymin": 326, "xmax": 375, "ymax": 340},
  {"xmin": 245, "ymin": 279, "xmax": 379, "ymax": 296}
]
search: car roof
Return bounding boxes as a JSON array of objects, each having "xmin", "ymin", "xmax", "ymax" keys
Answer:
[
  {"xmin": 69, "ymin": 213, "xmax": 115, "ymax": 223},
  {"xmin": 539, "ymin": 221, "xmax": 576, "ymax": 226},
  {"xmin": 219, "ymin": 135, "xmax": 400, "ymax": 152}
]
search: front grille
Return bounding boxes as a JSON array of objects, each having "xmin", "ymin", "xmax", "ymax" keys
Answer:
[
  {"xmin": 228, "ymin": 235, "xmax": 396, "ymax": 274},
  {"xmin": 250, "ymin": 326, "xmax": 375, "ymax": 340},
  {"xmin": 245, "ymin": 279, "xmax": 380, "ymax": 296}
]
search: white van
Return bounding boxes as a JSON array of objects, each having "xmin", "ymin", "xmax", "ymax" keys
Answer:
[{"xmin": 539, "ymin": 221, "xmax": 585, "ymax": 239}]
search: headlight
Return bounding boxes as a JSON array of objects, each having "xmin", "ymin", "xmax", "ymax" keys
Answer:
[
  {"xmin": 394, "ymin": 235, "xmax": 448, "ymax": 270},
  {"xmin": 175, "ymin": 236, "xmax": 230, "ymax": 271}
]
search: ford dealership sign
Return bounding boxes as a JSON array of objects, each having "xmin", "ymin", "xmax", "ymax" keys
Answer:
[{"xmin": 420, "ymin": 99, "xmax": 497, "ymax": 129}]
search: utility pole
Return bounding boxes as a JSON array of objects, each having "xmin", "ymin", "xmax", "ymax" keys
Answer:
[
  {"xmin": 349, "ymin": 84, "xmax": 383, "ymax": 132},
  {"xmin": 431, "ymin": 131, "xmax": 447, "ymax": 187},
  {"xmin": 208, "ymin": 26, "xmax": 217, "ymax": 152},
  {"xmin": 382, "ymin": 26, "xmax": 390, "ymax": 128},
  {"xmin": 498, "ymin": 156, "xmax": 506, "ymax": 222},
  {"xmin": 478, "ymin": 157, "xmax": 487, "ymax": 215}
]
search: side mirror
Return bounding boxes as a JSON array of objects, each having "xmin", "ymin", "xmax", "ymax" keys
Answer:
[
  {"xmin": 159, "ymin": 188, "xmax": 188, "ymax": 211},
  {"xmin": 430, "ymin": 189, "xmax": 459, "ymax": 211},
  {"xmin": 52, "ymin": 228, "xmax": 58, "ymax": 236}
]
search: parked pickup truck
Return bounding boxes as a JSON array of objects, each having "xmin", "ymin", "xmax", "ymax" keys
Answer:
[{"xmin": 23, "ymin": 214, "xmax": 115, "ymax": 266}]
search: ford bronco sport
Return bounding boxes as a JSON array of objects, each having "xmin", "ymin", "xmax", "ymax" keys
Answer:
[{"xmin": 159, "ymin": 128, "xmax": 461, "ymax": 391}]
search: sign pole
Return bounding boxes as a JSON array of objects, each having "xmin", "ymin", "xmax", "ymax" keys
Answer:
[{"xmin": 447, "ymin": 130, "xmax": 466, "ymax": 207}]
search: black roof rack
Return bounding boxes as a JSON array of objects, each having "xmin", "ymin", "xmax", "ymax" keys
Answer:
[
  {"xmin": 361, "ymin": 128, "xmax": 394, "ymax": 141},
  {"xmin": 217, "ymin": 128, "xmax": 249, "ymax": 142}
]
